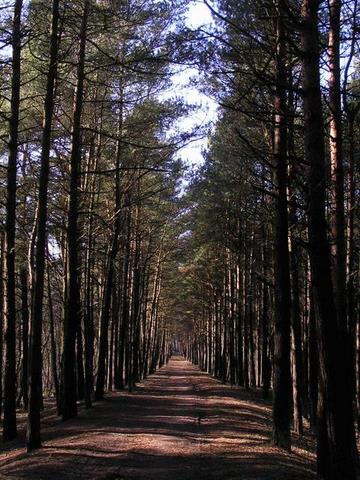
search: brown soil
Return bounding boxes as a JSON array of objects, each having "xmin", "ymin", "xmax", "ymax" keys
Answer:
[{"xmin": 0, "ymin": 356, "xmax": 316, "ymax": 479}]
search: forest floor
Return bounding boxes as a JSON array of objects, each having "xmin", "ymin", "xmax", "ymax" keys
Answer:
[{"xmin": 0, "ymin": 356, "xmax": 317, "ymax": 480}]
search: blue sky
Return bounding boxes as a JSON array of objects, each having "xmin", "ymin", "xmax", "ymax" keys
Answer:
[{"xmin": 173, "ymin": 0, "xmax": 218, "ymax": 169}]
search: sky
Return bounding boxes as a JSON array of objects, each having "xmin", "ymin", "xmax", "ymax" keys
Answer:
[
  {"xmin": 172, "ymin": 0, "xmax": 218, "ymax": 170},
  {"xmin": 0, "ymin": 0, "xmax": 217, "ymax": 172}
]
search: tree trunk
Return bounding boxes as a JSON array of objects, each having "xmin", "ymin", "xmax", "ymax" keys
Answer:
[
  {"xmin": 261, "ymin": 230, "xmax": 271, "ymax": 399},
  {"xmin": 288, "ymin": 75, "xmax": 304, "ymax": 435},
  {"xmin": 76, "ymin": 322, "xmax": 85, "ymax": 400},
  {"xmin": 47, "ymin": 262, "xmax": 60, "ymax": 414},
  {"xmin": 308, "ymin": 281, "xmax": 318, "ymax": 430},
  {"xmin": 301, "ymin": 0, "xmax": 356, "ymax": 476},
  {"xmin": 3, "ymin": 0, "xmax": 23, "ymax": 442},
  {"xmin": 118, "ymin": 210, "xmax": 131, "ymax": 389},
  {"xmin": 0, "ymin": 233, "xmax": 4, "ymax": 421},
  {"xmin": 82, "ymin": 132, "xmax": 99, "ymax": 409},
  {"xmin": 20, "ymin": 268, "xmax": 29, "ymax": 410},
  {"xmin": 27, "ymin": 0, "xmax": 60, "ymax": 450},
  {"xmin": 328, "ymin": 0, "xmax": 357, "ymax": 461},
  {"xmin": 272, "ymin": 0, "xmax": 292, "ymax": 451},
  {"xmin": 346, "ymin": 110, "xmax": 360, "ymax": 430},
  {"xmin": 95, "ymin": 98, "xmax": 123, "ymax": 399},
  {"xmin": 63, "ymin": 0, "xmax": 89, "ymax": 421}
]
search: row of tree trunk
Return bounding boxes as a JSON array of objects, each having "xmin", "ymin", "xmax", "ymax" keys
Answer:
[
  {"xmin": 184, "ymin": 0, "xmax": 359, "ymax": 478},
  {"xmin": 0, "ymin": 0, "xmax": 174, "ymax": 452}
]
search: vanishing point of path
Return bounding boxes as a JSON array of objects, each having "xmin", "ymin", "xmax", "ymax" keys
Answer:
[{"xmin": 0, "ymin": 357, "xmax": 316, "ymax": 480}]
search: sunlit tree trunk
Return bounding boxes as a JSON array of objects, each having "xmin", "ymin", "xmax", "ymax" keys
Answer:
[{"xmin": 327, "ymin": 0, "xmax": 357, "ymax": 463}]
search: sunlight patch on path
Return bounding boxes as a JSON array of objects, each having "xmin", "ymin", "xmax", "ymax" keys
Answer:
[{"xmin": 0, "ymin": 356, "xmax": 316, "ymax": 480}]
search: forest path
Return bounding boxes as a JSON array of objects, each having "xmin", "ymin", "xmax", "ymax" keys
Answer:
[{"xmin": 0, "ymin": 356, "xmax": 316, "ymax": 480}]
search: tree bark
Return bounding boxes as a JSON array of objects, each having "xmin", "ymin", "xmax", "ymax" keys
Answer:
[
  {"xmin": 328, "ymin": 0, "xmax": 357, "ymax": 462},
  {"xmin": 47, "ymin": 262, "xmax": 60, "ymax": 414},
  {"xmin": 272, "ymin": 0, "xmax": 292, "ymax": 451},
  {"xmin": 95, "ymin": 95, "xmax": 123, "ymax": 400},
  {"xmin": 3, "ymin": 0, "xmax": 23, "ymax": 442},
  {"xmin": 19, "ymin": 268, "xmax": 29, "ymax": 411},
  {"xmin": 0, "ymin": 232, "xmax": 4, "ymax": 421},
  {"xmin": 301, "ymin": 0, "xmax": 356, "ymax": 476},
  {"xmin": 27, "ymin": 0, "xmax": 60, "ymax": 450},
  {"xmin": 63, "ymin": 0, "xmax": 89, "ymax": 421},
  {"xmin": 261, "ymin": 229, "xmax": 271, "ymax": 399}
]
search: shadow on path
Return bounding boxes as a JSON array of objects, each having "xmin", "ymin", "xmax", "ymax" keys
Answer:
[{"xmin": 0, "ymin": 356, "xmax": 316, "ymax": 480}]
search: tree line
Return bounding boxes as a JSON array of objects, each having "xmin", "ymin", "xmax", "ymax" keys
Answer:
[
  {"xmin": 174, "ymin": 1, "xmax": 360, "ymax": 479},
  {"xmin": 0, "ymin": 0, "xmax": 191, "ymax": 451},
  {"xmin": 1, "ymin": 1, "xmax": 360, "ymax": 479}
]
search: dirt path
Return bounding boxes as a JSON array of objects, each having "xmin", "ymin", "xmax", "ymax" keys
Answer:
[{"xmin": 0, "ymin": 356, "xmax": 316, "ymax": 480}]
